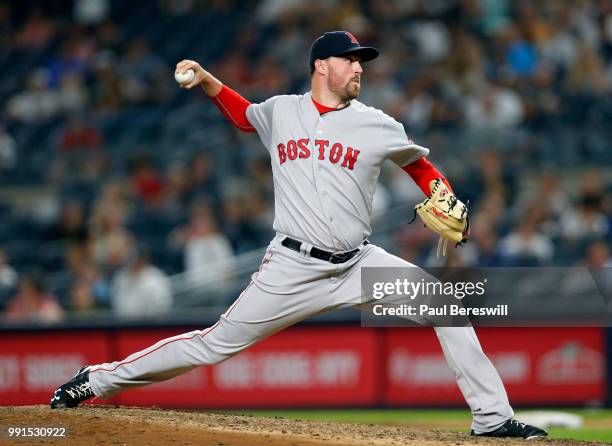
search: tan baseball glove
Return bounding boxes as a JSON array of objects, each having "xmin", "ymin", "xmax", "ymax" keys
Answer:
[{"xmin": 414, "ymin": 178, "xmax": 470, "ymax": 256}]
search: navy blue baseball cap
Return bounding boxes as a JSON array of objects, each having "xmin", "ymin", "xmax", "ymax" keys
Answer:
[{"xmin": 309, "ymin": 31, "xmax": 379, "ymax": 72}]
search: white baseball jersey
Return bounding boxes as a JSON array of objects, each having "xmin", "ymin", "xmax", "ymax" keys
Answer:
[{"xmin": 246, "ymin": 92, "xmax": 429, "ymax": 251}]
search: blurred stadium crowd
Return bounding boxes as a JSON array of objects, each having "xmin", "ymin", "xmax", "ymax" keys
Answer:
[{"xmin": 0, "ymin": 0, "xmax": 611, "ymax": 324}]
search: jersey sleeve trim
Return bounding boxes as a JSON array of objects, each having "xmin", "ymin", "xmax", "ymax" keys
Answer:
[
  {"xmin": 211, "ymin": 85, "xmax": 257, "ymax": 133},
  {"xmin": 402, "ymin": 156, "xmax": 453, "ymax": 195}
]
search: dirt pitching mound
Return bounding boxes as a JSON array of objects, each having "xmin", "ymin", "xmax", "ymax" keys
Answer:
[{"xmin": 0, "ymin": 406, "xmax": 601, "ymax": 446}]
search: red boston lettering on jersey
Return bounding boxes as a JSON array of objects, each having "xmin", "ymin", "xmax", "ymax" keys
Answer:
[
  {"xmin": 297, "ymin": 138, "xmax": 310, "ymax": 158},
  {"xmin": 345, "ymin": 32, "xmax": 359, "ymax": 44},
  {"xmin": 315, "ymin": 139, "xmax": 329, "ymax": 160},
  {"xmin": 329, "ymin": 143, "xmax": 342, "ymax": 164},
  {"xmin": 341, "ymin": 147, "xmax": 360, "ymax": 170},
  {"xmin": 277, "ymin": 143, "xmax": 287, "ymax": 164},
  {"xmin": 287, "ymin": 140, "xmax": 298, "ymax": 160},
  {"xmin": 277, "ymin": 138, "xmax": 360, "ymax": 171}
]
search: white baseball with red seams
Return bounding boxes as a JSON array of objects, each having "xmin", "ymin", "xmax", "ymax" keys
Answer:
[{"xmin": 175, "ymin": 69, "xmax": 194, "ymax": 85}]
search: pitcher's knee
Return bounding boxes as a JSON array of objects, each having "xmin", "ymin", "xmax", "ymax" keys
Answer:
[{"xmin": 189, "ymin": 319, "xmax": 257, "ymax": 366}]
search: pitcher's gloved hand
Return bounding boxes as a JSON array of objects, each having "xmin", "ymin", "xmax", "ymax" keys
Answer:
[{"xmin": 414, "ymin": 178, "xmax": 469, "ymax": 256}]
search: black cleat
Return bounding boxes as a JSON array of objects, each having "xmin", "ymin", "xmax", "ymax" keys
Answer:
[
  {"xmin": 50, "ymin": 367, "xmax": 94, "ymax": 409},
  {"xmin": 471, "ymin": 419, "xmax": 548, "ymax": 440}
]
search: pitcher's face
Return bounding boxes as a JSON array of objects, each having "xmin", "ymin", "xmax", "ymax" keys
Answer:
[{"xmin": 325, "ymin": 54, "xmax": 363, "ymax": 102}]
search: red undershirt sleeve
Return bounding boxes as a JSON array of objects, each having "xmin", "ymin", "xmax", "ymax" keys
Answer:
[
  {"xmin": 211, "ymin": 85, "xmax": 257, "ymax": 132},
  {"xmin": 402, "ymin": 156, "xmax": 453, "ymax": 196}
]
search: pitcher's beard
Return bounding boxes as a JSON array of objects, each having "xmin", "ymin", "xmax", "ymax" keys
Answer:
[
  {"xmin": 328, "ymin": 77, "xmax": 361, "ymax": 103},
  {"xmin": 337, "ymin": 82, "xmax": 360, "ymax": 102},
  {"xmin": 346, "ymin": 82, "xmax": 360, "ymax": 99}
]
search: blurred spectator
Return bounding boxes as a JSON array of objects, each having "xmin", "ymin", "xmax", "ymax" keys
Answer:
[
  {"xmin": 268, "ymin": 17, "xmax": 309, "ymax": 80},
  {"xmin": 130, "ymin": 156, "xmax": 165, "ymax": 207},
  {"xmin": 372, "ymin": 182, "xmax": 392, "ymax": 217},
  {"xmin": 91, "ymin": 51, "xmax": 122, "ymax": 114},
  {"xmin": 253, "ymin": 55, "xmax": 291, "ymax": 98},
  {"xmin": 516, "ymin": 1, "xmax": 552, "ymax": 48},
  {"xmin": 94, "ymin": 19, "xmax": 123, "ymax": 53},
  {"xmin": 50, "ymin": 148, "xmax": 109, "ymax": 203},
  {"xmin": 519, "ymin": 64, "xmax": 562, "ymax": 127},
  {"xmin": 6, "ymin": 70, "xmax": 61, "ymax": 123},
  {"xmin": 159, "ymin": 0, "xmax": 197, "ymax": 16},
  {"xmin": 91, "ymin": 180, "xmax": 133, "ymax": 222},
  {"xmin": 74, "ymin": 0, "xmax": 111, "ymax": 25},
  {"xmin": 248, "ymin": 156, "xmax": 274, "ymax": 200},
  {"xmin": 57, "ymin": 116, "xmax": 103, "ymax": 153},
  {"xmin": 497, "ymin": 22, "xmax": 539, "ymax": 78},
  {"xmin": 540, "ymin": 13, "xmax": 579, "ymax": 71},
  {"xmin": 222, "ymin": 195, "xmax": 267, "ymax": 254},
  {"xmin": 472, "ymin": 223, "xmax": 503, "ymax": 267},
  {"xmin": 14, "ymin": 9, "xmax": 57, "ymax": 50},
  {"xmin": 561, "ymin": 171, "xmax": 610, "ymax": 241},
  {"xmin": 583, "ymin": 240, "xmax": 612, "ymax": 268},
  {"xmin": 512, "ymin": 172, "xmax": 569, "ymax": 237},
  {"xmin": 49, "ymin": 242, "xmax": 89, "ymax": 306},
  {"xmin": 68, "ymin": 277, "xmax": 98, "ymax": 315},
  {"xmin": 0, "ymin": 126, "xmax": 17, "ymax": 172},
  {"xmin": 474, "ymin": 0, "xmax": 511, "ymax": 35},
  {"xmin": 52, "ymin": 242, "xmax": 111, "ymax": 309},
  {"xmin": 58, "ymin": 73, "xmax": 89, "ymax": 113},
  {"xmin": 561, "ymin": 240, "xmax": 612, "ymax": 299},
  {"xmin": 160, "ymin": 161, "xmax": 191, "ymax": 214},
  {"xmin": 565, "ymin": 43, "xmax": 609, "ymax": 95},
  {"xmin": 561, "ymin": 194, "xmax": 609, "ymax": 241},
  {"xmin": 44, "ymin": 201, "xmax": 88, "ymax": 243},
  {"xmin": 409, "ymin": 20, "xmax": 451, "ymax": 63},
  {"xmin": 499, "ymin": 216, "xmax": 554, "ymax": 265},
  {"xmin": 0, "ymin": 3, "xmax": 12, "ymax": 48},
  {"xmin": 387, "ymin": 164, "xmax": 423, "ymax": 205},
  {"xmin": 356, "ymin": 56, "xmax": 402, "ymax": 111},
  {"xmin": 479, "ymin": 151, "xmax": 507, "ymax": 195},
  {"xmin": 255, "ymin": 0, "xmax": 306, "ymax": 24},
  {"xmin": 213, "ymin": 49, "xmax": 257, "ymax": 96},
  {"xmin": 170, "ymin": 203, "xmax": 235, "ymax": 293},
  {"xmin": 441, "ymin": 30, "xmax": 486, "ymax": 99},
  {"xmin": 70, "ymin": 26, "xmax": 99, "ymax": 63},
  {"xmin": 0, "ymin": 248, "xmax": 18, "ymax": 308},
  {"xmin": 111, "ymin": 247, "xmax": 172, "ymax": 317},
  {"xmin": 79, "ymin": 261, "xmax": 112, "ymax": 307},
  {"xmin": 244, "ymin": 189, "xmax": 274, "ymax": 233},
  {"xmin": 3, "ymin": 272, "xmax": 63, "ymax": 323},
  {"xmin": 89, "ymin": 188, "xmax": 135, "ymax": 272},
  {"xmin": 464, "ymin": 82, "xmax": 524, "ymax": 130},
  {"xmin": 462, "ymin": 151, "xmax": 515, "ymax": 210},
  {"xmin": 188, "ymin": 152, "xmax": 220, "ymax": 205},
  {"xmin": 400, "ymin": 74, "xmax": 461, "ymax": 132},
  {"xmin": 117, "ymin": 39, "xmax": 169, "ymax": 104},
  {"xmin": 46, "ymin": 41, "xmax": 90, "ymax": 89}
]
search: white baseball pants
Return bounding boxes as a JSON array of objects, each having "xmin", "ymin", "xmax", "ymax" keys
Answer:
[{"xmin": 89, "ymin": 235, "xmax": 513, "ymax": 432}]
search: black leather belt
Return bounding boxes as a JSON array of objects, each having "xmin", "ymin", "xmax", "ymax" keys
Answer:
[{"xmin": 281, "ymin": 237, "xmax": 369, "ymax": 264}]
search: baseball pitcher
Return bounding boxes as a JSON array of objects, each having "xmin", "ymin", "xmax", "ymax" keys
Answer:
[{"xmin": 51, "ymin": 31, "xmax": 546, "ymax": 439}]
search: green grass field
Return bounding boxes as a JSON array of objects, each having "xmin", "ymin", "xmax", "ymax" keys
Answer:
[{"xmin": 233, "ymin": 409, "xmax": 612, "ymax": 443}]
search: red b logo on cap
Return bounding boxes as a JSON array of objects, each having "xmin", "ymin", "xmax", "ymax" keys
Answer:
[{"xmin": 345, "ymin": 32, "xmax": 359, "ymax": 44}]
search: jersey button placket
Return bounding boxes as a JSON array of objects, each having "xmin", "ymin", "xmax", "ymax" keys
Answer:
[{"xmin": 312, "ymin": 115, "xmax": 334, "ymax": 249}]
